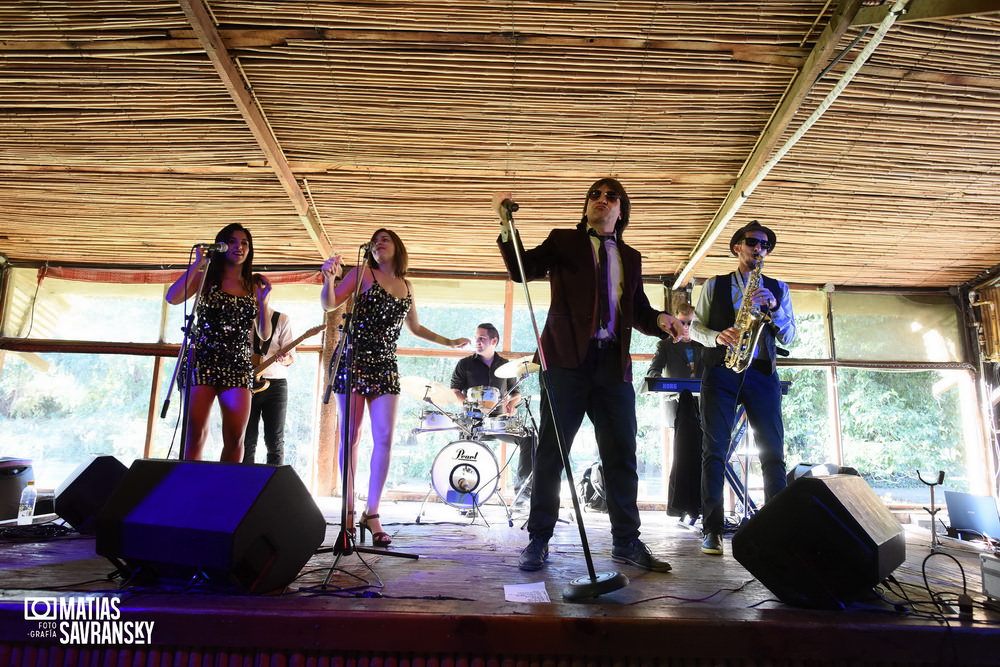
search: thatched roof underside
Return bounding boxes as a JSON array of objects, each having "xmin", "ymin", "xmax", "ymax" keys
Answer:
[{"xmin": 1, "ymin": 0, "xmax": 1000, "ymax": 288}]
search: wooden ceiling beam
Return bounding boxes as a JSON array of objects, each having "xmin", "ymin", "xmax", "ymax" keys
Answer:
[
  {"xmin": 0, "ymin": 163, "xmax": 736, "ymax": 184},
  {"xmin": 673, "ymin": 0, "xmax": 867, "ymax": 287},
  {"xmin": 176, "ymin": 0, "xmax": 332, "ymax": 258},
  {"xmin": 853, "ymin": 0, "xmax": 1000, "ymax": 25},
  {"xmin": 0, "ymin": 30, "xmax": 809, "ymax": 71}
]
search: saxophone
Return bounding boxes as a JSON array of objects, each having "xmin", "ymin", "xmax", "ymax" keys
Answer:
[{"xmin": 724, "ymin": 252, "xmax": 771, "ymax": 372}]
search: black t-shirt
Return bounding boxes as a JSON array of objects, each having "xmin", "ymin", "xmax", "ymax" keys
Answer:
[{"xmin": 450, "ymin": 353, "xmax": 519, "ymax": 397}]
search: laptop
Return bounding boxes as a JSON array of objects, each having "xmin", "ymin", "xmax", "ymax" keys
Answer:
[{"xmin": 944, "ymin": 491, "xmax": 1000, "ymax": 543}]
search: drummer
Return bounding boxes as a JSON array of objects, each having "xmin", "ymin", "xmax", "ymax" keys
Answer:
[{"xmin": 450, "ymin": 323, "xmax": 533, "ymax": 504}]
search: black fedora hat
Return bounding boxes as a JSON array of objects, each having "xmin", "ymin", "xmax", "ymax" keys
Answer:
[{"xmin": 729, "ymin": 220, "xmax": 776, "ymax": 256}]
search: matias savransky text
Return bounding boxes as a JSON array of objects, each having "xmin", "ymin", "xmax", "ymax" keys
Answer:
[{"xmin": 23, "ymin": 596, "xmax": 155, "ymax": 645}]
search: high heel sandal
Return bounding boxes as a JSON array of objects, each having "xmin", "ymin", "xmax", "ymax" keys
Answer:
[{"xmin": 358, "ymin": 512, "xmax": 392, "ymax": 547}]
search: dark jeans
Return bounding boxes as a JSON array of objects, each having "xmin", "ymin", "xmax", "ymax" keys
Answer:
[
  {"xmin": 242, "ymin": 379, "xmax": 288, "ymax": 465},
  {"xmin": 699, "ymin": 365, "xmax": 786, "ymax": 533},
  {"xmin": 527, "ymin": 342, "xmax": 641, "ymax": 547}
]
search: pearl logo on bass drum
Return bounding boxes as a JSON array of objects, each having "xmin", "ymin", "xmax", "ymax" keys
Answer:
[{"xmin": 451, "ymin": 448, "xmax": 479, "ymax": 462}]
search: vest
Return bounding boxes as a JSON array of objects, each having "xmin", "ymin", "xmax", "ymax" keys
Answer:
[{"xmin": 701, "ymin": 272, "xmax": 783, "ymax": 374}]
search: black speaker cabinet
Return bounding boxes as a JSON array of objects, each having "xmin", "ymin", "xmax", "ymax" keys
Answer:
[
  {"xmin": 732, "ymin": 474, "xmax": 905, "ymax": 609},
  {"xmin": 0, "ymin": 458, "xmax": 34, "ymax": 520},
  {"xmin": 96, "ymin": 459, "xmax": 326, "ymax": 594},
  {"xmin": 54, "ymin": 455, "xmax": 128, "ymax": 534}
]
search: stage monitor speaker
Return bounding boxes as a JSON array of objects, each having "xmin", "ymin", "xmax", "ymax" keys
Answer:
[
  {"xmin": 0, "ymin": 458, "xmax": 34, "ymax": 520},
  {"xmin": 96, "ymin": 459, "xmax": 326, "ymax": 594},
  {"xmin": 732, "ymin": 474, "xmax": 905, "ymax": 609},
  {"xmin": 54, "ymin": 455, "xmax": 128, "ymax": 534}
]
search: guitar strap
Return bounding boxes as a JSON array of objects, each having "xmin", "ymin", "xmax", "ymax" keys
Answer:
[{"xmin": 253, "ymin": 311, "xmax": 282, "ymax": 356}]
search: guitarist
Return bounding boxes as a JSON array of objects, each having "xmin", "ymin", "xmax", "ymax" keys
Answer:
[{"xmin": 242, "ymin": 307, "xmax": 296, "ymax": 465}]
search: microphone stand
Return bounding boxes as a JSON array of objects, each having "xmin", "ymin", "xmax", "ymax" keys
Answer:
[
  {"xmin": 315, "ymin": 247, "xmax": 417, "ymax": 593},
  {"xmin": 503, "ymin": 206, "xmax": 629, "ymax": 601},
  {"xmin": 160, "ymin": 249, "xmax": 213, "ymax": 460},
  {"xmin": 918, "ymin": 469, "xmax": 946, "ymax": 552}
]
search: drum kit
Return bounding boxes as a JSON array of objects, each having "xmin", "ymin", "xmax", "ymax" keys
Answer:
[{"xmin": 402, "ymin": 356, "xmax": 541, "ymax": 524}]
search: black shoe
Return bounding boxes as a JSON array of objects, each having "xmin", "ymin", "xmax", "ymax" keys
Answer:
[
  {"xmin": 700, "ymin": 532, "xmax": 723, "ymax": 555},
  {"xmin": 611, "ymin": 539, "xmax": 672, "ymax": 572},
  {"xmin": 518, "ymin": 538, "xmax": 549, "ymax": 571}
]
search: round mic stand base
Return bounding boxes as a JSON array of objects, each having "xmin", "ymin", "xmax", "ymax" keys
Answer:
[{"xmin": 562, "ymin": 571, "xmax": 630, "ymax": 601}]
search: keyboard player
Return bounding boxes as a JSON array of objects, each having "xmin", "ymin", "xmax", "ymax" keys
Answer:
[
  {"xmin": 647, "ymin": 303, "xmax": 702, "ymax": 380},
  {"xmin": 646, "ymin": 304, "xmax": 703, "ymax": 522}
]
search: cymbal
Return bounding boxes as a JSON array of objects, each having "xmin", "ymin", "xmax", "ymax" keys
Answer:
[
  {"xmin": 399, "ymin": 375, "xmax": 461, "ymax": 406},
  {"xmin": 495, "ymin": 356, "xmax": 541, "ymax": 379}
]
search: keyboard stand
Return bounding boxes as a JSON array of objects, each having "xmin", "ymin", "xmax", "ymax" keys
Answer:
[{"xmin": 725, "ymin": 406, "xmax": 757, "ymax": 526}]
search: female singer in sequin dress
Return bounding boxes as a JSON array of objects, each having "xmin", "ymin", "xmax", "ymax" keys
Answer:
[
  {"xmin": 167, "ymin": 223, "xmax": 272, "ymax": 463},
  {"xmin": 321, "ymin": 228, "xmax": 469, "ymax": 546}
]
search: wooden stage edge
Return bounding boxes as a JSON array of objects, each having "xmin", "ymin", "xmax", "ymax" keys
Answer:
[{"xmin": 1, "ymin": 500, "xmax": 999, "ymax": 666}]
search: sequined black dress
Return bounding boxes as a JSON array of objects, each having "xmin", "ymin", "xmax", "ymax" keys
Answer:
[
  {"xmin": 334, "ymin": 280, "xmax": 412, "ymax": 396},
  {"xmin": 189, "ymin": 284, "xmax": 257, "ymax": 390}
]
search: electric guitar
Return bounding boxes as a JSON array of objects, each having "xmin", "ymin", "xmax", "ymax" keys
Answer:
[{"xmin": 251, "ymin": 324, "xmax": 325, "ymax": 393}]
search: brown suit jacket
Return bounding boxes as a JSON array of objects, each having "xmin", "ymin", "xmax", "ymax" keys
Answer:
[{"xmin": 498, "ymin": 222, "xmax": 665, "ymax": 382}]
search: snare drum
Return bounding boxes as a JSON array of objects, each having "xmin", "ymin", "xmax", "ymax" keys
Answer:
[
  {"xmin": 479, "ymin": 414, "xmax": 526, "ymax": 444},
  {"xmin": 466, "ymin": 385, "xmax": 501, "ymax": 410},
  {"xmin": 481, "ymin": 414, "xmax": 522, "ymax": 434},
  {"xmin": 430, "ymin": 440, "xmax": 500, "ymax": 508}
]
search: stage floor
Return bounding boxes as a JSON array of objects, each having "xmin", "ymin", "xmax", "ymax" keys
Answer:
[{"xmin": 2, "ymin": 498, "xmax": 998, "ymax": 666}]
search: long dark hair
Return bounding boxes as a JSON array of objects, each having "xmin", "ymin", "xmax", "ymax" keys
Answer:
[
  {"xmin": 206, "ymin": 223, "xmax": 255, "ymax": 291},
  {"xmin": 580, "ymin": 177, "xmax": 631, "ymax": 236},
  {"xmin": 367, "ymin": 228, "xmax": 408, "ymax": 277}
]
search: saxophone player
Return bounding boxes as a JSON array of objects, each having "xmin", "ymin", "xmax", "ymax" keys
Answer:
[{"xmin": 690, "ymin": 220, "xmax": 796, "ymax": 556}]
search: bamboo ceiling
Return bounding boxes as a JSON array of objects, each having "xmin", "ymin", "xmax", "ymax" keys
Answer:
[{"xmin": 1, "ymin": 0, "xmax": 999, "ymax": 288}]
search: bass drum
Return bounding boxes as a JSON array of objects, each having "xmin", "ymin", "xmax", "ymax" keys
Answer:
[{"xmin": 430, "ymin": 440, "xmax": 500, "ymax": 509}]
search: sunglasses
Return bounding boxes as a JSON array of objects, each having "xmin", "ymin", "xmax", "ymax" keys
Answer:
[
  {"xmin": 742, "ymin": 237, "xmax": 772, "ymax": 251},
  {"xmin": 588, "ymin": 189, "xmax": 620, "ymax": 202}
]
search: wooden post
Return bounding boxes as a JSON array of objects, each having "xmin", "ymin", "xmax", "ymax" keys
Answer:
[{"xmin": 315, "ymin": 306, "xmax": 344, "ymax": 496}]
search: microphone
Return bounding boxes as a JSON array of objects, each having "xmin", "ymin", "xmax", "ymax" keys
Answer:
[
  {"xmin": 194, "ymin": 242, "xmax": 228, "ymax": 253},
  {"xmin": 500, "ymin": 199, "xmax": 519, "ymax": 213},
  {"xmin": 360, "ymin": 242, "xmax": 372, "ymax": 252}
]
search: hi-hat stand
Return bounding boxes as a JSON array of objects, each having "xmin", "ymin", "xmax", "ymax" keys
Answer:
[
  {"xmin": 312, "ymin": 247, "xmax": 417, "ymax": 593},
  {"xmin": 502, "ymin": 372, "xmax": 540, "ymax": 511},
  {"xmin": 503, "ymin": 202, "xmax": 629, "ymax": 600}
]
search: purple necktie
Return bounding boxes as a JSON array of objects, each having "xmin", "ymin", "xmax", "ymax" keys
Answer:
[{"xmin": 589, "ymin": 229, "xmax": 614, "ymax": 330}]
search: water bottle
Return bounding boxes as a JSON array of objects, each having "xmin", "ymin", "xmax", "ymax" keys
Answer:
[{"xmin": 17, "ymin": 481, "xmax": 37, "ymax": 525}]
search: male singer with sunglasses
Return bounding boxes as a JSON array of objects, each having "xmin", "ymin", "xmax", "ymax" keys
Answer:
[
  {"xmin": 689, "ymin": 220, "xmax": 796, "ymax": 556},
  {"xmin": 494, "ymin": 178, "xmax": 684, "ymax": 573}
]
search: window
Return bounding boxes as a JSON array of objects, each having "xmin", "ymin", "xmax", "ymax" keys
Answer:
[
  {"xmin": 831, "ymin": 293, "xmax": 962, "ymax": 362},
  {"xmin": 0, "ymin": 352, "xmax": 158, "ymax": 488},
  {"xmin": 1, "ymin": 266, "xmax": 986, "ymax": 506},
  {"xmin": 836, "ymin": 368, "xmax": 972, "ymax": 498}
]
